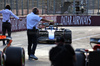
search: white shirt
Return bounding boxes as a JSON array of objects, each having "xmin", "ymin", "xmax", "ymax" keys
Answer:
[
  {"xmin": 26, "ymin": 12, "xmax": 42, "ymax": 29},
  {"xmin": 0, "ymin": 9, "xmax": 19, "ymax": 23}
]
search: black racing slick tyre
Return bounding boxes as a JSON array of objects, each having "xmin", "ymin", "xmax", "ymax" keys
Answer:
[
  {"xmin": 0, "ymin": 51, "xmax": 4, "ymax": 66},
  {"xmin": 4, "ymin": 47, "xmax": 25, "ymax": 66},
  {"xmin": 74, "ymin": 51, "xmax": 85, "ymax": 66},
  {"xmin": 63, "ymin": 29, "xmax": 72, "ymax": 44}
]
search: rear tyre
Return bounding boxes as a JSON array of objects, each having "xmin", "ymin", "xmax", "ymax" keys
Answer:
[
  {"xmin": 4, "ymin": 47, "xmax": 25, "ymax": 66},
  {"xmin": 63, "ymin": 29, "xmax": 72, "ymax": 44},
  {"xmin": 0, "ymin": 51, "xmax": 4, "ymax": 66},
  {"xmin": 74, "ymin": 51, "xmax": 85, "ymax": 66},
  {"xmin": 75, "ymin": 48, "xmax": 85, "ymax": 52}
]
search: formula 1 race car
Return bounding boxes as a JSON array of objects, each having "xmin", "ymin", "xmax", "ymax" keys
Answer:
[
  {"xmin": 0, "ymin": 35, "xmax": 25, "ymax": 66},
  {"xmin": 74, "ymin": 38, "xmax": 100, "ymax": 66},
  {"xmin": 38, "ymin": 22, "xmax": 72, "ymax": 44}
]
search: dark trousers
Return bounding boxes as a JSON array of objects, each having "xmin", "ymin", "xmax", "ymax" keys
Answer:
[
  {"xmin": 27, "ymin": 29, "xmax": 38, "ymax": 56},
  {"xmin": 2, "ymin": 22, "xmax": 11, "ymax": 44}
]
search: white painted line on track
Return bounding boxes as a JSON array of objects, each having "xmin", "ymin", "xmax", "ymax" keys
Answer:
[
  {"xmin": 73, "ymin": 34, "xmax": 100, "ymax": 41},
  {"xmin": 37, "ymin": 44, "xmax": 56, "ymax": 49},
  {"xmin": 12, "ymin": 44, "xmax": 22, "ymax": 46},
  {"xmin": 10, "ymin": 34, "xmax": 100, "ymax": 49},
  {"xmin": 37, "ymin": 34, "xmax": 100, "ymax": 49}
]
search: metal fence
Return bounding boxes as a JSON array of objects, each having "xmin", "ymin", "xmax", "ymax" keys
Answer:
[{"xmin": 0, "ymin": 0, "xmax": 100, "ymax": 16}]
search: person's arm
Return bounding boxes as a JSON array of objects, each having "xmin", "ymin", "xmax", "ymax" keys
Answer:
[
  {"xmin": 70, "ymin": 46, "xmax": 76, "ymax": 62},
  {"xmin": 41, "ymin": 19, "xmax": 51, "ymax": 22},
  {"xmin": 41, "ymin": 18, "xmax": 55, "ymax": 25},
  {"xmin": 10, "ymin": 11, "xmax": 22, "ymax": 21},
  {"xmin": 65, "ymin": 44, "xmax": 76, "ymax": 62},
  {"xmin": 10, "ymin": 11, "xmax": 19, "ymax": 19}
]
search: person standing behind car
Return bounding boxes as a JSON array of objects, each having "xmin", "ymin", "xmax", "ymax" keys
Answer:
[
  {"xmin": 26, "ymin": 7, "xmax": 54, "ymax": 60},
  {"xmin": 0, "ymin": 5, "xmax": 22, "ymax": 45},
  {"xmin": 49, "ymin": 36, "xmax": 76, "ymax": 66}
]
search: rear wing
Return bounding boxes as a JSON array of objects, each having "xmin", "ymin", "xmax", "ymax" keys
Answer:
[
  {"xmin": 90, "ymin": 38, "xmax": 100, "ymax": 44},
  {"xmin": 90, "ymin": 38, "xmax": 100, "ymax": 48}
]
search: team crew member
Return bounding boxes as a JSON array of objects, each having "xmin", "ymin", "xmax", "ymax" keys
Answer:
[
  {"xmin": 27, "ymin": 7, "xmax": 54, "ymax": 60},
  {"xmin": 0, "ymin": 5, "xmax": 22, "ymax": 45}
]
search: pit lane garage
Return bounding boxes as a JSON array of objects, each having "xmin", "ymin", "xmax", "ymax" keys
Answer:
[{"xmin": 38, "ymin": 23, "xmax": 72, "ymax": 44}]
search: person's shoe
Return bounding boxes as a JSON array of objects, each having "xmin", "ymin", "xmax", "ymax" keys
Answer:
[
  {"xmin": 28, "ymin": 56, "xmax": 32, "ymax": 60},
  {"xmin": 30, "ymin": 54, "xmax": 38, "ymax": 60}
]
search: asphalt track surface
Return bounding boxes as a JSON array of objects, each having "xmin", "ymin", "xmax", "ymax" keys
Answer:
[{"xmin": 0, "ymin": 26, "xmax": 100, "ymax": 66}]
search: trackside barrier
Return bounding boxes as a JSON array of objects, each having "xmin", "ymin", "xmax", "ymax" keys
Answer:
[
  {"xmin": 11, "ymin": 17, "xmax": 27, "ymax": 31},
  {"xmin": 0, "ymin": 17, "xmax": 27, "ymax": 33},
  {"xmin": 0, "ymin": 15, "xmax": 100, "ymax": 33},
  {"xmin": 57, "ymin": 15, "xmax": 100, "ymax": 26}
]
